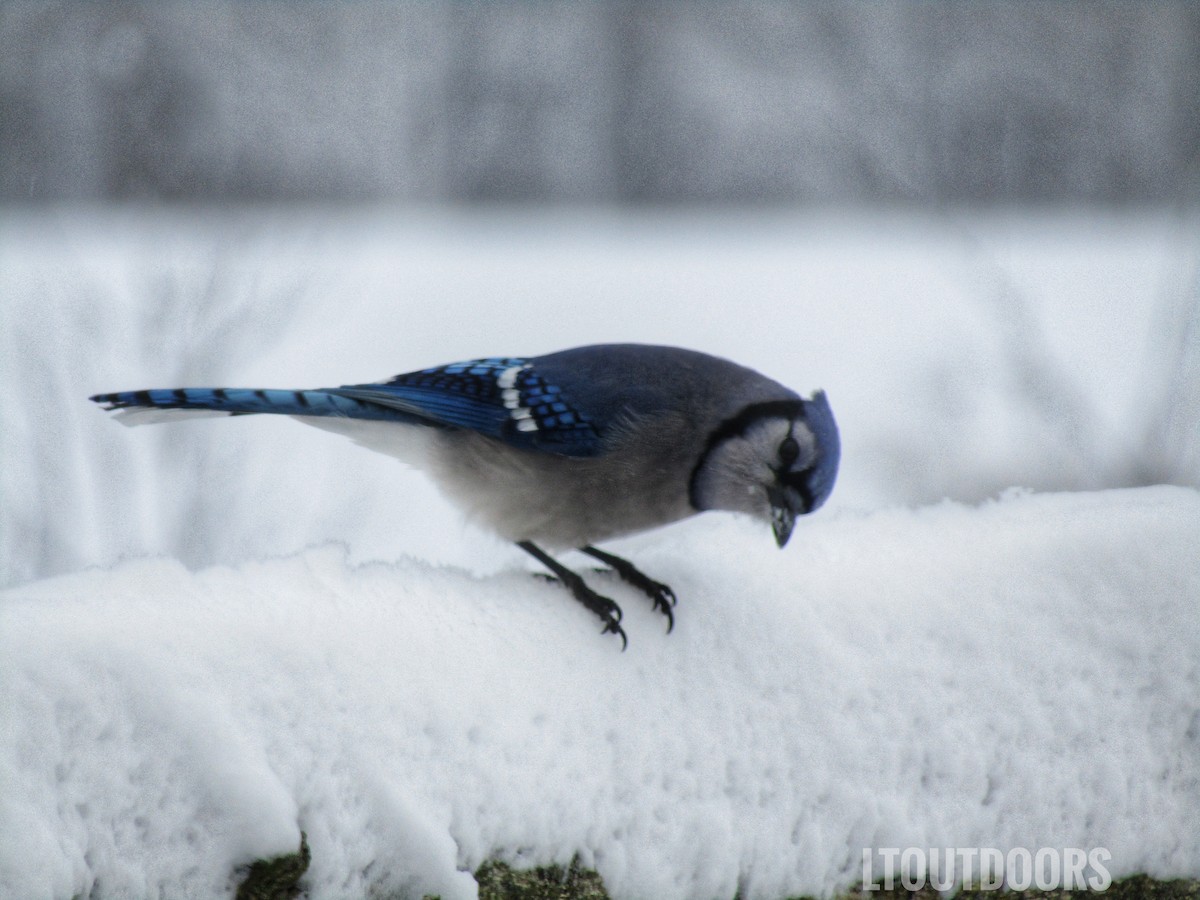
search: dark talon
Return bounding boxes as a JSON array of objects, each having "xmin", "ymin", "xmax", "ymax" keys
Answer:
[
  {"xmin": 656, "ymin": 594, "xmax": 675, "ymax": 634},
  {"xmin": 581, "ymin": 545, "xmax": 678, "ymax": 632},
  {"xmin": 595, "ymin": 592, "xmax": 623, "ymax": 623},
  {"xmin": 604, "ymin": 619, "xmax": 629, "ymax": 651},
  {"xmin": 650, "ymin": 583, "xmax": 675, "ymax": 632},
  {"xmin": 518, "ymin": 540, "xmax": 628, "ymax": 648}
]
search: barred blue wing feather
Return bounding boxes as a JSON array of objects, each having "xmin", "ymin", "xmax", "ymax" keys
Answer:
[
  {"xmin": 89, "ymin": 387, "xmax": 426, "ymax": 425},
  {"xmin": 332, "ymin": 357, "xmax": 602, "ymax": 456},
  {"xmin": 89, "ymin": 360, "xmax": 603, "ymax": 454}
]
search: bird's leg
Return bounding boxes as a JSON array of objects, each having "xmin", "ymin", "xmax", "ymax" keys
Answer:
[
  {"xmin": 517, "ymin": 541, "xmax": 627, "ymax": 650},
  {"xmin": 580, "ymin": 546, "xmax": 676, "ymax": 634}
]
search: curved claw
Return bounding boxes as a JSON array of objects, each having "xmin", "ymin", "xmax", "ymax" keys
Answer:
[
  {"xmin": 586, "ymin": 591, "xmax": 623, "ymax": 623},
  {"xmin": 580, "ymin": 546, "xmax": 679, "ymax": 632},
  {"xmin": 603, "ymin": 618, "xmax": 629, "ymax": 651},
  {"xmin": 606, "ymin": 598, "xmax": 624, "ymax": 623},
  {"xmin": 654, "ymin": 593, "xmax": 675, "ymax": 634},
  {"xmin": 517, "ymin": 541, "xmax": 630, "ymax": 646},
  {"xmin": 661, "ymin": 584, "xmax": 678, "ymax": 608}
]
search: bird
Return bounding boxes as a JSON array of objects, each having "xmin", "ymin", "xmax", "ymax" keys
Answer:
[{"xmin": 90, "ymin": 343, "xmax": 840, "ymax": 648}]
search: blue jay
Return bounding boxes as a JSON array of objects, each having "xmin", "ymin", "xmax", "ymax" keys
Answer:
[{"xmin": 91, "ymin": 344, "xmax": 839, "ymax": 648}]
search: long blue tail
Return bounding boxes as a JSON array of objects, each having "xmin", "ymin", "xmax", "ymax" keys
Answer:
[{"xmin": 89, "ymin": 387, "xmax": 424, "ymax": 426}]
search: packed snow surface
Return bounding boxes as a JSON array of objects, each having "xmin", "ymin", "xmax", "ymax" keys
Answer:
[{"xmin": 3, "ymin": 486, "xmax": 1198, "ymax": 900}]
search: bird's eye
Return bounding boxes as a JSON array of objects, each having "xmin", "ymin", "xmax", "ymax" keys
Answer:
[{"xmin": 778, "ymin": 435, "xmax": 800, "ymax": 467}]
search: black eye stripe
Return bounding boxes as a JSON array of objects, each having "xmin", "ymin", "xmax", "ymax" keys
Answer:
[
  {"xmin": 781, "ymin": 467, "xmax": 811, "ymax": 488},
  {"xmin": 779, "ymin": 435, "xmax": 800, "ymax": 466}
]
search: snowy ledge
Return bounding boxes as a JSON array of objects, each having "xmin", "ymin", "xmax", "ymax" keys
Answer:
[{"xmin": 2, "ymin": 486, "xmax": 1198, "ymax": 900}]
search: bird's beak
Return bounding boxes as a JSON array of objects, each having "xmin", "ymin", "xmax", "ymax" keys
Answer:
[
  {"xmin": 772, "ymin": 504, "xmax": 795, "ymax": 548},
  {"xmin": 768, "ymin": 487, "xmax": 795, "ymax": 548}
]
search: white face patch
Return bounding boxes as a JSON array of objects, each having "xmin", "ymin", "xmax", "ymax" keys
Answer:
[{"xmin": 692, "ymin": 414, "xmax": 818, "ymax": 519}]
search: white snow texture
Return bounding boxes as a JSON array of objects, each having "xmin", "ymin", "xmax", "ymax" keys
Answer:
[{"xmin": 3, "ymin": 488, "xmax": 1199, "ymax": 899}]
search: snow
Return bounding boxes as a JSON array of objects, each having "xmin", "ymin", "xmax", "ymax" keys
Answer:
[
  {"xmin": 2, "ymin": 205, "xmax": 1198, "ymax": 898},
  {"xmin": 2, "ymin": 487, "xmax": 1199, "ymax": 899}
]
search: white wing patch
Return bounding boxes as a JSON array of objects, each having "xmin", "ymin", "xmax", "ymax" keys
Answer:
[{"xmin": 497, "ymin": 364, "xmax": 540, "ymax": 432}]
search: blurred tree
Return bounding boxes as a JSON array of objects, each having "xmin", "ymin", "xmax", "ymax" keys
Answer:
[{"xmin": 1, "ymin": 1, "xmax": 1197, "ymax": 204}]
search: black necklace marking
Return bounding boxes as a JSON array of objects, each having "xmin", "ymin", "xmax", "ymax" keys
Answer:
[{"xmin": 687, "ymin": 399, "xmax": 807, "ymax": 510}]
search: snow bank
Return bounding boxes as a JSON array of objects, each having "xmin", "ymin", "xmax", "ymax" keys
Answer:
[{"xmin": 3, "ymin": 486, "xmax": 1198, "ymax": 900}]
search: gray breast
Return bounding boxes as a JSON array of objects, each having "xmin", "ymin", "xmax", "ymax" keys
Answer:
[{"xmin": 426, "ymin": 412, "xmax": 701, "ymax": 549}]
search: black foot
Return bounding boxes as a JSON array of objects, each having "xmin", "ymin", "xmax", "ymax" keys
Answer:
[
  {"xmin": 517, "ymin": 541, "xmax": 628, "ymax": 650},
  {"xmin": 581, "ymin": 546, "xmax": 677, "ymax": 633}
]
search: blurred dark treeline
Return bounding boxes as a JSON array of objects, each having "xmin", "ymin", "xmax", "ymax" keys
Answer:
[{"xmin": 2, "ymin": 1, "xmax": 1197, "ymax": 205}]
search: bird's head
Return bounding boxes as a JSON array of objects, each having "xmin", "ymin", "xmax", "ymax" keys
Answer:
[{"xmin": 689, "ymin": 392, "xmax": 840, "ymax": 547}]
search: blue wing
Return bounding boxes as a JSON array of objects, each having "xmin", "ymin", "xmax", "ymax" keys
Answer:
[
  {"xmin": 92, "ymin": 356, "xmax": 606, "ymax": 456},
  {"xmin": 330, "ymin": 357, "xmax": 603, "ymax": 456}
]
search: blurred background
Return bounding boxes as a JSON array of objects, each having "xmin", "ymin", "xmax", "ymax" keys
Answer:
[
  {"xmin": 2, "ymin": 2, "xmax": 1198, "ymax": 587},
  {"xmin": 3, "ymin": 2, "xmax": 1198, "ymax": 204}
]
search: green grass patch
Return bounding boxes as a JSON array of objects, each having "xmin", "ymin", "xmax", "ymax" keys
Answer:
[
  {"xmin": 474, "ymin": 857, "xmax": 610, "ymax": 900},
  {"xmin": 235, "ymin": 831, "xmax": 310, "ymax": 900},
  {"xmin": 232, "ymin": 838, "xmax": 1197, "ymax": 900}
]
